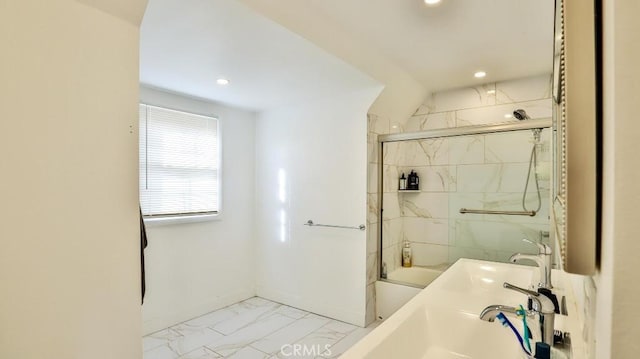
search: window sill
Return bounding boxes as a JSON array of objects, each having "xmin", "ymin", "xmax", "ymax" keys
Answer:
[{"xmin": 143, "ymin": 213, "xmax": 221, "ymax": 227}]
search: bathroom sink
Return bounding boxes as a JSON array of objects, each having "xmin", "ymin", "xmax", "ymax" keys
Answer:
[
  {"xmin": 433, "ymin": 259, "xmax": 534, "ymax": 295},
  {"xmin": 342, "ymin": 259, "xmax": 539, "ymax": 359}
]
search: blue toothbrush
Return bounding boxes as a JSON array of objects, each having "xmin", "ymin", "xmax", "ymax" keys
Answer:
[{"xmin": 495, "ymin": 312, "xmax": 532, "ymax": 357}]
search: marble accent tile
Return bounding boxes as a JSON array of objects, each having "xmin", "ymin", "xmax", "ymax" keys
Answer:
[
  {"xmin": 365, "ymin": 284, "xmax": 376, "ymax": 325},
  {"xmin": 456, "ymin": 163, "xmax": 532, "ymax": 193},
  {"xmin": 412, "ymin": 103, "xmax": 432, "ymax": 116},
  {"xmin": 432, "ymin": 84, "xmax": 496, "ymax": 112},
  {"xmin": 225, "ymin": 347, "xmax": 270, "ymax": 359},
  {"xmin": 401, "ymin": 193, "xmax": 449, "ymax": 219},
  {"xmin": 168, "ymin": 326, "xmax": 225, "ymax": 356},
  {"xmin": 382, "ymin": 242, "xmax": 400, "ymax": 272},
  {"xmin": 179, "ymin": 347, "xmax": 221, "ymax": 359},
  {"xmin": 455, "ymin": 99, "xmax": 552, "ymax": 127},
  {"xmin": 367, "ymin": 162, "xmax": 378, "ymax": 194},
  {"xmin": 424, "ymin": 112, "xmax": 456, "ymax": 130},
  {"xmin": 404, "ymin": 114, "xmax": 427, "ymax": 133},
  {"xmin": 496, "ymin": 74, "xmax": 553, "ymax": 104},
  {"xmin": 485, "ymin": 130, "xmax": 537, "ymax": 164},
  {"xmin": 395, "ymin": 139, "xmax": 449, "ymax": 167},
  {"xmin": 417, "ymin": 138, "xmax": 449, "ymax": 166},
  {"xmin": 366, "ymin": 252, "xmax": 377, "ymax": 285},
  {"xmin": 367, "ymin": 133, "xmax": 379, "ymax": 164},
  {"xmin": 205, "ymin": 313, "xmax": 296, "ymax": 357},
  {"xmin": 448, "ymin": 135, "xmax": 484, "ymax": 165},
  {"xmin": 411, "ymin": 243, "xmax": 449, "ymax": 267},
  {"xmin": 403, "ymin": 217, "xmax": 448, "ymax": 245},
  {"xmin": 453, "ymin": 219, "xmax": 548, "ymax": 253},
  {"xmin": 251, "ymin": 314, "xmax": 330, "ymax": 355},
  {"xmin": 404, "ymin": 112, "xmax": 455, "ymax": 132},
  {"xmin": 367, "ymin": 193, "xmax": 379, "ymax": 224},
  {"xmin": 381, "ymin": 193, "xmax": 400, "ymax": 220},
  {"xmin": 382, "ymin": 165, "xmax": 399, "ymax": 193},
  {"xmin": 366, "ymin": 226, "xmax": 378, "ymax": 254},
  {"xmin": 367, "ymin": 114, "xmax": 389, "ymax": 135},
  {"xmin": 382, "ymin": 218, "xmax": 403, "ymax": 249},
  {"xmin": 382, "ymin": 142, "xmax": 400, "ymax": 165},
  {"xmin": 144, "ymin": 329, "xmax": 183, "ymax": 352}
]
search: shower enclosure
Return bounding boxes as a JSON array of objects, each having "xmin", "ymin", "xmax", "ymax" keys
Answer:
[{"xmin": 378, "ymin": 119, "xmax": 552, "ymax": 288}]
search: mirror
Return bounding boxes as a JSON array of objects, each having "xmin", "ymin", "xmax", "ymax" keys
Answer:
[{"xmin": 552, "ymin": 0, "xmax": 600, "ymax": 275}]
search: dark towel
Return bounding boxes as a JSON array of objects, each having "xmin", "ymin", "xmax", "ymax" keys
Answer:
[{"xmin": 140, "ymin": 208, "xmax": 148, "ymax": 304}]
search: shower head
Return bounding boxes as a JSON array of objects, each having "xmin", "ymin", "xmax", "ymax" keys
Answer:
[{"xmin": 513, "ymin": 109, "xmax": 530, "ymax": 121}]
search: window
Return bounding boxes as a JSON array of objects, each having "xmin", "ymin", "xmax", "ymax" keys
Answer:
[{"xmin": 139, "ymin": 104, "xmax": 219, "ymax": 217}]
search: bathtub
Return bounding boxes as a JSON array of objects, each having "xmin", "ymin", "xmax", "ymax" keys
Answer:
[
  {"xmin": 376, "ymin": 266, "xmax": 444, "ymax": 320},
  {"xmin": 385, "ymin": 266, "xmax": 443, "ymax": 287}
]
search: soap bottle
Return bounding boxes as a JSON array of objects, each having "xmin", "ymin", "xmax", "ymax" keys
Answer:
[
  {"xmin": 399, "ymin": 173, "xmax": 407, "ymax": 190},
  {"xmin": 402, "ymin": 240, "xmax": 412, "ymax": 267},
  {"xmin": 408, "ymin": 170, "xmax": 419, "ymax": 190}
]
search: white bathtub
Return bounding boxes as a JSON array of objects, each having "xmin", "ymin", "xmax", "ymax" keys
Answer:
[
  {"xmin": 386, "ymin": 266, "xmax": 443, "ymax": 287},
  {"xmin": 376, "ymin": 266, "xmax": 444, "ymax": 320}
]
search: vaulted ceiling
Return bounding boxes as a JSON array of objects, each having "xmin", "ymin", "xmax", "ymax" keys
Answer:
[{"xmin": 141, "ymin": 0, "xmax": 554, "ymax": 111}]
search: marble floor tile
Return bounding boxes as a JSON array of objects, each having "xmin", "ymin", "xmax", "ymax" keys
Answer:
[
  {"xmin": 250, "ymin": 314, "xmax": 331, "ymax": 355},
  {"xmin": 143, "ymin": 298, "xmax": 377, "ymax": 359},
  {"xmin": 144, "ymin": 329, "xmax": 183, "ymax": 352},
  {"xmin": 318, "ymin": 321, "xmax": 382, "ymax": 358},
  {"xmin": 205, "ymin": 313, "xmax": 295, "ymax": 357},
  {"xmin": 212, "ymin": 301, "xmax": 282, "ymax": 335},
  {"xmin": 178, "ymin": 347, "xmax": 221, "ymax": 359},
  {"xmin": 168, "ymin": 326, "xmax": 225, "ymax": 356},
  {"xmin": 276, "ymin": 305, "xmax": 308, "ymax": 320},
  {"xmin": 145, "ymin": 344, "xmax": 181, "ymax": 359},
  {"xmin": 224, "ymin": 346, "xmax": 271, "ymax": 359}
]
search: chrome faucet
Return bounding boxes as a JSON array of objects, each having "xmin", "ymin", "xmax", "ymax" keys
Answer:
[
  {"xmin": 480, "ymin": 282, "xmax": 556, "ymax": 346},
  {"xmin": 509, "ymin": 239, "xmax": 552, "ymax": 289}
]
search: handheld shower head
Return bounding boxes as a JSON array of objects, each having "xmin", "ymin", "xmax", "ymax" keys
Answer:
[{"xmin": 513, "ymin": 109, "xmax": 530, "ymax": 121}]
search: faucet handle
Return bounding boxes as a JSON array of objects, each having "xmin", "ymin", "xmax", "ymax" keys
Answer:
[
  {"xmin": 522, "ymin": 238, "xmax": 551, "ymax": 255},
  {"xmin": 504, "ymin": 282, "xmax": 555, "ymax": 314}
]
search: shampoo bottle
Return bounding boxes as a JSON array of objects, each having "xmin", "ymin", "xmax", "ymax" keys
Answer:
[
  {"xmin": 399, "ymin": 173, "xmax": 407, "ymax": 190},
  {"xmin": 402, "ymin": 240, "xmax": 412, "ymax": 267}
]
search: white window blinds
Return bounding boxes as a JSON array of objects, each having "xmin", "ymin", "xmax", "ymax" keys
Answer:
[{"xmin": 139, "ymin": 104, "xmax": 219, "ymax": 216}]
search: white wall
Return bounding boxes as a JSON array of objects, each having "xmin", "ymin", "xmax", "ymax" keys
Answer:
[
  {"xmin": 140, "ymin": 86, "xmax": 257, "ymax": 334},
  {"xmin": 596, "ymin": 0, "xmax": 640, "ymax": 357},
  {"xmin": 255, "ymin": 88, "xmax": 382, "ymax": 327},
  {"xmin": 0, "ymin": 1, "xmax": 146, "ymax": 358}
]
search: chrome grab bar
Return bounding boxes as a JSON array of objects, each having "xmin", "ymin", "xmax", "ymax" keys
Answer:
[
  {"xmin": 304, "ymin": 219, "xmax": 365, "ymax": 231},
  {"xmin": 459, "ymin": 208, "xmax": 536, "ymax": 216}
]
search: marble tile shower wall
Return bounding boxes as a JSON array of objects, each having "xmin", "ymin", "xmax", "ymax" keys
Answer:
[
  {"xmin": 384, "ymin": 129, "xmax": 552, "ymax": 268},
  {"xmin": 377, "ymin": 74, "xmax": 553, "ymax": 271}
]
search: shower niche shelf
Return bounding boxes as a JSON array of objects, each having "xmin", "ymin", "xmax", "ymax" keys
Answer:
[{"xmin": 398, "ymin": 189, "xmax": 420, "ymax": 193}]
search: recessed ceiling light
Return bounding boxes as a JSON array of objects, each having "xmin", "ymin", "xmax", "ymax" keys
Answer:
[
  {"xmin": 216, "ymin": 78, "xmax": 230, "ymax": 86},
  {"xmin": 474, "ymin": 71, "xmax": 487, "ymax": 78},
  {"xmin": 424, "ymin": 0, "xmax": 442, "ymax": 5},
  {"xmin": 487, "ymin": 89, "xmax": 496, "ymax": 94}
]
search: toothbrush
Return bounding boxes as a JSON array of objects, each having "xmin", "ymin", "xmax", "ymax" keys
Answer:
[
  {"xmin": 495, "ymin": 312, "xmax": 532, "ymax": 357},
  {"xmin": 517, "ymin": 304, "xmax": 532, "ymax": 353}
]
